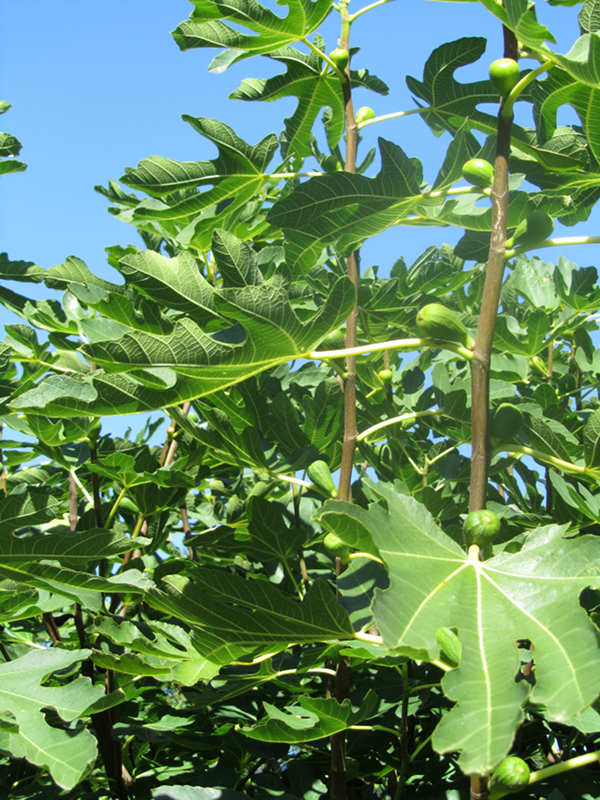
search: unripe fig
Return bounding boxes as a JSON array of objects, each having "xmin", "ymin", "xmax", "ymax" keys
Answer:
[
  {"xmin": 329, "ymin": 48, "xmax": 349, "ymax": 71},
  {"xmin": 490, "ymin": 757, "xmax": 530, "ymax": 793},
  {"xmin": 462, "ymin": 158, "xmax": 494, "ymax": 188},
  {"xmin": 356, "ymin": 106, "xmax": 375, "ymax": 124},
  {"xmin": 489, "ymin": 58, "xmax": 520, "ymax": 96},
  {"xmin": 322, "ymin": 154, "xmax": 342, "ymax": 173},
  {"xmin": 378, "ymin": 368, "xmax": 393, "ymax": 384},
  {"xmin": 436, "ymin": 627, "xmax": 462, "ymax": 669},
  {"xmin": 490, "ymin": 403, "xmax": 523, "ymax": 443},
  {"xmin": 320, "ymin": 328, "xmax": 346, "ymax": 351},
  {"xmin": 464, "ymin": 509, "xmax": 501, "ymax": 547},
  {"xmin": 416, "ymin": 304, "xmax": 474, "ymax": 349},
  {"xmin": 557, "ymin": 372, "xmax": 577, "ymax": 393},
  {"xmin": 506, "ymin": 212, "xmax": 554, "ymax": 250},
  {"xmin": 226, "ymin": 494, "xmax": 241, "ymax": 521},
  {"xmin": 323, "ymin": 532, "xmax": 350, "ymax": 558},
  {"xmin": 530, "ymin": 355, "xmax": 548, "ymax": 376},
  {"xmin": 249, "ymin": 481, "xmax": 270, "ymax": 498},
  {"xmin": 307, "ymin": 460, "xmax": 337, "ymax": 498}
]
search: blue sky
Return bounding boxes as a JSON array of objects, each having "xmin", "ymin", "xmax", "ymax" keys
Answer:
[
  {"xmin": 0, "ymin": 1, "xmax": 597, "ymax": 440},
  {"xmin": 2, "ymin": 1, "xmax": 592, "ymax": 279}
]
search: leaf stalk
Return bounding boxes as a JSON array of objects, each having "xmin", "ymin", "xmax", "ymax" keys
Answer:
[
  {"xmin": 357, "ymin": 409, "xmax": 440, "ymax": 443},
  {"xmin": 500, "ymin": 59, "xmax": 556, "ymax": 119},
  {"xmin": 493, "ymin": 445, "xmax": 592, "ymax": 478},
  {"xmin": 348, "ymin": 0, "xmax": 395, "ymax": 24},
  {"xmin": 310, "ymin": 338, "xmax": 474, "ymax": 361},
  {"xmin": 506, "ymin": 235, "xmax": 600, "ymax": 259}
]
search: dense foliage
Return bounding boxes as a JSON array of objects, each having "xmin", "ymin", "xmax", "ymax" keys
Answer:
[{"xmin": 2, "ymin": 1, "xmax": 600, "ymax": 799}]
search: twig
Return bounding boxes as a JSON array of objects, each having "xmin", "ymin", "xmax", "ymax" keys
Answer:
[
  {"xmin": 180, "ymin": 505, "xmax": 198, "ymax": 562},
  {"xmin": 468, "ymin": 25, "xmax": 519, "ymax": 800},
  {"xmin": 70, "ymin": 467, "xmax": 129, "ymax": 800},
  {"xmin": 393, "ymin": 664, "xmax": 411, "ymax": 800},
  {"xmin": 42, "ymin": 613, "xmax": 61, "ymax": 644},
  {"xmin": 291, "ymin": 482, "xmax": 310, "ymax": 589},
  {"xmin": 545, "ymin": 343, "xmax": 554, "ymax": 512},
  {"xmin": 0, "ymin": 424, "xmax": 6, "ymax": 498},
  {"xmin": 119, "ymin": 402, "xmax": 192, "ymax": 616},
  {"xmin": 330, "ymin": 7, "xmax": 357, "ymax": 800},
  {"xmin": 89, "ymin": 445, "xmax": 104, "ymax": 528},
  {"xmin": 0, "ymin": 637, "xmax": 11, "ymax": 662}
]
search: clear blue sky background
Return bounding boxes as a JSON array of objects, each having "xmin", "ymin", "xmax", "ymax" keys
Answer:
[{"xmin": 0, "ymin": 1, "xmax": 597, "ymax": 437}]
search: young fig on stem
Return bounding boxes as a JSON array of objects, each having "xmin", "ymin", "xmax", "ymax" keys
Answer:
[
  {"xmin": 506, "ymin": 212, "xmax": 554, "ymax": 250},
  {"xmin": 307, "ymin": 460, "xmax": 337, "ymax": 498},
  {"xmin": 323, "ymin": 532, "xmax": 350, "ymax": 559},
  {"xmin": 489, "ymin": 58, "xmax": 520, "ymax": 96},
  {"xmin": 416, "ymin": 304, "xmax": 474, "ymax": 349},
  {"xmin": 329, "ymin": 47, "xmax": 349, "ymax": 72},
  {"xmin": 490, "ymin": 756, "xmax": 530, "ymax": 794},
  {"xmin": 436, "ymin": 627, "xmax": 462, "ymax": 669},
  {"xmin": 355, "ymin": 106, "xmax": 375, "ymax": 125},
  {"xmin": 462, "ymin": 158, "xmax": 494, "ymax": 188},
  {"xmin": 464, "ymin": 509, "xmax": 501, "ymax": 548},
  {"xmin": 557, "ymin": 372, "xmax": 577, "ymax": 395},
  {"xmin": 319, "ymin": 328, "xmax": 345, "ymax": 351},
  {"xmin": 490, "ymin": 403, "xmax": 523, "ymax": 444},
  {"xmin": 321, "ymin": 154, "xmax": 342, "ymax": 173}
]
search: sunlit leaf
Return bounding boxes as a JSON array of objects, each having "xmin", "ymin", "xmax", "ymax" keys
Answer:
[
  {"xmin": 0, "ymin": 528, "xmax": 151, "ymax": 567},
  {"xmin": 319, "ymin": 480, "xmax": 600, "ymax": 775},
  {"xmin": 172, "ymin": 0, "xmax": 334, "ymax": 70},
  {"xmin": 230, "ymin": 39, "xmax": 388, "ymax": 158},
  {"xmin": 0, "ymin": 648, "xmax": 103, "ymax": 789},
  {"xmin": 11, "ymin": 277, "xmax": 354, "ymax": 417},
  {"xmin": 268, "ymin": 139, "xmax": 422, "ymax": 272},
  {"xmin": 146, "ymin": 569, "xmax": 354, "ymax": 653},
  {"xmin": 241, "ymin": 688, "xmax": 378, "ymax": 742}
]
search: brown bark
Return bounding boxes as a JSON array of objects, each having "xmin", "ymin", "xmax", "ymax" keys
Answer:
[
  {"xmin": 331, "ymin": 7, "xmax": 357, "ymax": 800},
  {"xmin": 468, "ymin": 26, "xmax": 519, "ymax": 800}
]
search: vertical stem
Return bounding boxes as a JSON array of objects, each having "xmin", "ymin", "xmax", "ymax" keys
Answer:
[
  {"xmin": 119, "ymin": 403, "xmax": 191, "ymax": 613},
  {"xmin": 337, "ymin": 249, "xmax": 359, "ymax": 504},
  {"xmin": 330, "ymin": 656, "xmax": 351, "ymax": 800},
  {"xmin": 70, "ymin": 460, "xmax": 128, "ymax": 800},
  {"xmin": 469, "ymin": 28, "xmax": 517, "ymax": 515},
  {"xmin": 336, "ymin": 0, "xmax": 359, "ymax": 505},
  {"xmin": 383, "ymin": 350, "xmax": 393, "ymax": 403},
  {"xmin": 180, "ymin": 506, "xmax": 198, "ymax": 562},
  {"xmin": 469, "ymin": 26, "xmax": 518, "ymax": 800},
  {"xmin": 0, "ymin": 424, "xmax": 7, "ymax": 498},
  {"xmin": 393, "ymin": 664, "xmax": 411, "ymax": 800},
  {"xmin": 470, "ymin": 776, "xmax": 489, "ymax": 800},
  {"xmin": 42, "ymin": 613, "xmax": 62, "ymax": 644},
  {"xmin": 0, "ymin": 637, "xmax": 11, "ymax": 662},
  {"xmin": 123, "ymin": 402, "xmax": 192, "ymax": 565},
  {"xmin": 39, "ymin": 465, "xmax": 67, "ymax": 642},
  {"xmin": 469, "ymin": 109, "xmax": 512, "ymax": 512},
  {"xmin": 547, "ymin": 344, "xmax": 554, "ymax": 388},
  {"xmin": 90, "ymin": 445, "xmax": 104, "ymax": 528},
  {"xmin": 163, "ymin": 401, "xmax": 191, "ymax": 465},
  {"xmin": 545, "ymin": 343, "xmax": 554, "ymax": 512},
  {"xmin": 331, "ymin": 7, "xmax": 357, "ymax": 800},
  {"xmin": 68, "ymin": 471, "xmax": 79, "ymax": 531},
  {"xmin": 292, "ymin": 482, "xmax": 310, "ymax": 588}
]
